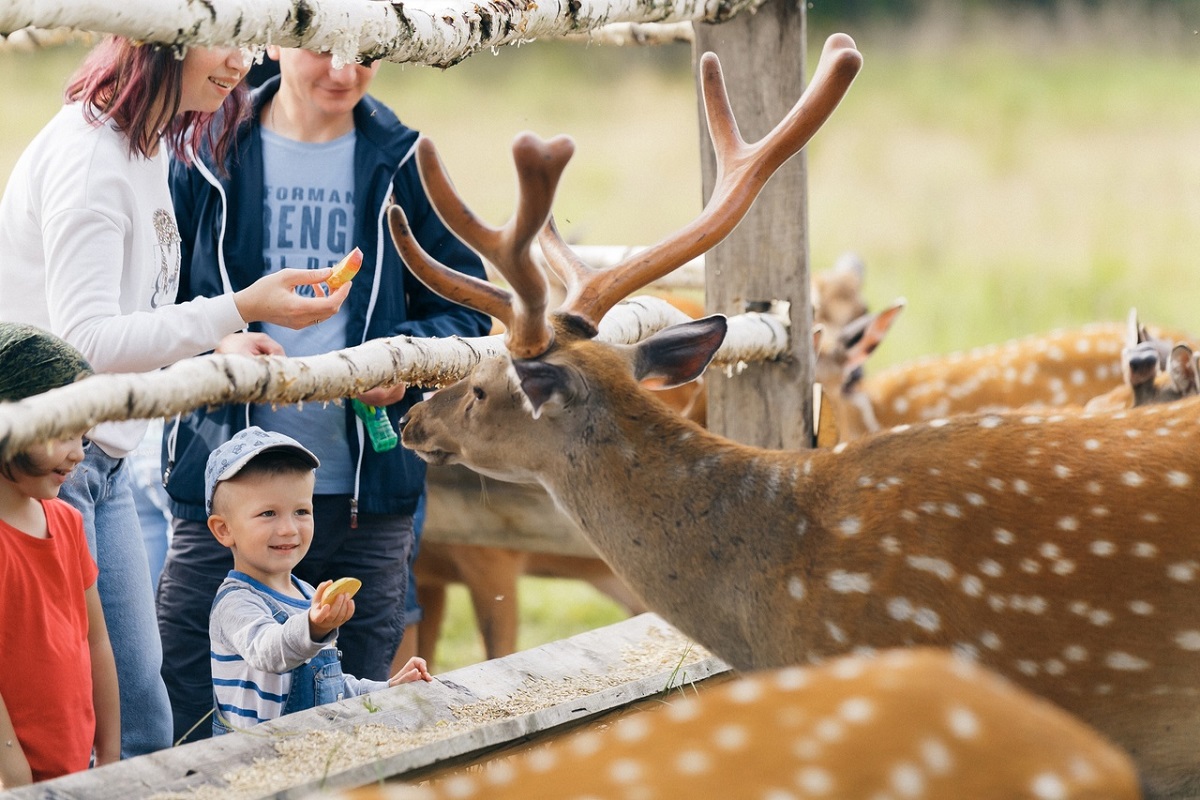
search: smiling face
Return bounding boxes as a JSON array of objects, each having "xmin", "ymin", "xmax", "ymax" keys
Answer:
[
  {"xmin": 271, "ymin": 46, "xmax": 380, "ymax": 131},
  {"xmin": 0, "ymin": 436, "xmax": 85, "ymax": 501},
  {"xmin": 179, "ymin": 45, "xmax": 247, "ymax": 114},
  {"xmin": 208, "ymin": 469, "xmax": 316, "ymax": 589}
]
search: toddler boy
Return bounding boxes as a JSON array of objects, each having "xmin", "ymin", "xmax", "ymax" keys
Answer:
[{"xmin": 205, "ymin": 427, "xmax": 430, "ymax": 735}]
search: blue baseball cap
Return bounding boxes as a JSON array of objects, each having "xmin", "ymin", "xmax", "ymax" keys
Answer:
[{"xmin": 204, "ymin": 426, "xmax": 320, "ymax": 515}]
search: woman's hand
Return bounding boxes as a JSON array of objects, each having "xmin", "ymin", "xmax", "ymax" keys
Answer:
[
  {"xmin": 214, "ymin": 332, "xmax": 285, "ymax": 356},
  {"xmin": 233, "ymin": 268, "xmax": 350, "ymax": 330}
]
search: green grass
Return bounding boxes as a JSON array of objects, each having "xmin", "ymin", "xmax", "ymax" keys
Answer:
[{"xmin": 6, "ymin": 4, "xmax": 1200, "ymax": 670}]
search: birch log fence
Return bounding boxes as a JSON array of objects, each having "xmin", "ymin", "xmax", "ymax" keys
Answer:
[
  {"xmin": 0, "ymin": 298, "xmax": 786, "ymax": 461},
  {"xmin": 0, "ymin": 0, "xmax": 751, "ymax": 68}
]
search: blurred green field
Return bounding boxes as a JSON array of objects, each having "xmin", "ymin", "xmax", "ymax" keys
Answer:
[{"xmin": 5, "ymin": 3, "xmax": 1200, "ymax": 670}]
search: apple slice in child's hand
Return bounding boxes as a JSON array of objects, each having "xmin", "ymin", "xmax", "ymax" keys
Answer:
[
  {"xmin": 326, "ymin": 247, "xmax": 363, "ymax": 291},
  {"xmin": 322, "ymin": 577, "xmax": 362, "ymax": 606}
]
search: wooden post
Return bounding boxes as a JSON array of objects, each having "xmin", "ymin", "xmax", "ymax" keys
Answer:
[{"xmin": 692, "ymin": 0, "xmax": 812, "ymax": 450}]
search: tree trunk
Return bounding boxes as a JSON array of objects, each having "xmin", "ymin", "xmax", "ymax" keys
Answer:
[{"xmin": 692, "ymin": 0, "xmax": 813, "ymax": 450}]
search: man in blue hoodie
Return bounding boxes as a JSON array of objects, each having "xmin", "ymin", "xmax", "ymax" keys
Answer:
[{"xmin": 157, "ymin": 46, "xmax": 490, "ymax": 743}]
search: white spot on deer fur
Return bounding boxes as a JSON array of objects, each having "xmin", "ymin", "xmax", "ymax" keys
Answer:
[
  {"xmin": 1121, "ymin": 471, "xmax": 1145, "ymax": 487},
  {"xmin": 484, "ymin": 760, "xmax": 517, "ymax": 785},
  {"xmin": 1086, "ymin": 481, "xmax": 1102, "ymax": 495},
  {"xmin": 891, "ymin": 762, "xmax": 924, "ymax": 798},
  {"xmin": 919, "ymin": 501, "xmax": 938, "ymax": 515},
  {"xmin": 941, "ymin": 503, "xmax": 963, "ymax": 518},
  {"xmin": 952, "ymin": 642, "xmax": 980, "ymax": 661},
  {"xmin": 1089, "ymin": 609, "xmax": 1114, "ymax": 626},
  {"xmin": 837, "ymin": 517, "xmax": 862, "ymax": 537},
  {"xmin": 914, "ymin": 608, "xmax": 941, "ymax": 632},
  {"xmin": 1168, "ymin": 561, "xmax": 1199, "ymax": 583},
  {"xmin": 979, "ymin": 415, "xmax": 1003, "ymax": 428},
  {"xmin": 980, "ymin": 631, "xmax": 1002, "ymax": 650},
  {"xmin": 839, "ymin": 698, "xmax": 874, "ymax": 724},
  {"xmin": 1176, "ymin": 631, "xmax": 1200, "ymax": 651},
  {"xmin": 1141, "ymin": 511, "xmax": 1161, "ymax": 524},
  {"xmin": 881, "ymin": 536, "xmax": 902, "ymax": 555},
  {"xmin": 1056, "ymin": 516, "xmax": 1079, "ymax": 532},
  {"xmin": 1039, "ymin": 543, "xmax": 1061, "ymax": 559},
  {"xmin": 899, "ymin": 509, "xmax": 918, "ymax": 523},
  {"xmin": 527, "ymin": 748, "xmax": 557, "ymax": 772},
  {"xmin": 978, "ymin": 559, "xmax": 1003, "ymax": 578},
  {"xmin": 986, "ymin": 477, "xmax": 1005, "ymax": 491},
  {"xmin": 1031, "ymin": 772, "xmax": 1068, "ymax": 800},
  {"xmin": 675, "ymin": 750, "xmax": 711, "ymax": 776},
  {"xmin": 1084, "ymin": 438, "xmax": 1101, "ymax": 450},
  {"xmin": 1166, "ymin": 470, "xmax": 1192, "ymax": 487},
  {"xmin": 774, "ymin": 667, "xmax": 809, "ymax": 692},
  {"xmin": 1063, "ymin": 645, "xmax": 1088, "ymax": 662},
  {"xmin": 831, "ymin": 657, "xmax": 868, "ymax": 681},
  {"xmin": 907, "ymin": 555, "xmax": 955, "ymax": 581},
  {"xmin": 887, "ymin": 597, "xmax": 914, "ymax": 621},
  {"xmin": 1090, "ymin": 506, "xmax": 1110, "ymax": 517},
  {"xmin": 1052, "ymin": 559, "xmax": 1076, "ymax": 576},
  {"xmin": 828, "ymin": 571, "xmax": 872, "ymax": 594},
  {"xmin": 440, "ymin": 776, "xmax": 477, "ymax": 797},
  {"xmin": 947, "ymin": 705, "xmax": 980, "ymax": 739},
  {"xmin": 614, "ymin": 715, "xmax": 652, "ymax": 741},
  {"xmin": 994, "ymin": 528, "xmax": 1015, "ymax": 545},
  {"xmin": 964, "ymin": 492, "xmax": 986, "ymax": 506},
  {"xmin": 988, "ymin": 594, "xmax": 1007, "ymax": 612},
  {"xmin": 815, "ymin": 718, "xmax": 845, "ymax": 743},
  {"xmin": 1044, "ymin": 659, "xmax": 1066, "ymax": 676},
  {"xmin": 569, "ymin": 731, "xmax": 603, "ymax": 757},
  {"xmin": 1070, "ymin": 368, "xmax": 1086, "ymax": 385},
  {"xmin": 793, "ymin": 738, "xmax": 822, "ymax": 760},
  {"xmin": 1132, "ymin": 542, "xmax": 1158, "ymax": 558},
  {"xmin": 1129, "ymin": 600, "xmax": 1154, "ymax": 615},
  {"xmin": 796, "ymin": 518, "xmax": 809, "ymax": 537},
  {"xmin": 796, "ymin": 767, "xmax": 834, "ymax": 795},
  {"xmin": 728, "ymin": 679, "xmax": 764, "ymax": 704},
  {"xmin": 1106, "ymin": 652, "xmax": 1151, "ymax": 671},
  {"xmin": 666, "ymin": 698, "xmax": 699, "ymax": 722},
  {"xmin": 788, "ymin": 576, "xmax": 806, "ymax": 601},
  {"xmin": 826, "ymin": 622, "xmax": 848, "ymax": 644},
  {"xmin": 608, "ymin": 758, "xmax": 642, "ymax": 784},
  {"xmin": 961, "ymin": 575, "xmax": 984, "ymax": 597},
  {"xmin": 1017, "ymin": 659, "xmax": 1039, "ymax": 676},
  {"xmin": 713, "ymin": 724, "xmax": 750, "ymax": 751},
  {"xmin": 1021, "ymin": 559, "xmax": 1041, "ymax": 574},
  {"xmin": 1013, "ymin": 479, "xmax": 1031, "ymax": 495},
  {"xmin": 833, "ymin": 442, "xmax": 848, "ymax": 454},
  {"xmin": 929, "ymin": 418, "xmax": 950, "ymax": 428},
  {"xmin": 1052, "ymin": 464, "xmax": 1072, "ymax": 478}
]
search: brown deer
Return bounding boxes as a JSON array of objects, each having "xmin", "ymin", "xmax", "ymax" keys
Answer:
[
  {"xmin": 334, "ymin": 649, "xmax": 1142, "ymax": 800},
  {"xmin": 1085, "ymin": 310, "xmax": 1199, "ymax": 412},
  {"xmin": 411, "ymin": 263, "xmax": 896, "ymax": 670},
  {"xmin": 391, "ymin": 35, "xmax": 1200, "ymax": 795}
]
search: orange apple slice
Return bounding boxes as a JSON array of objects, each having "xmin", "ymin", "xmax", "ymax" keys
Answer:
[{"xmin": 326, "ymin": 247, "xmax": 363, "ymax": 291}]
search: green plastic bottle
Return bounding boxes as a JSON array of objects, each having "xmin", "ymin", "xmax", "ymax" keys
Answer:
[{"xmin": 352, "ymin": 399, "xmax": 398, "ymax": 452}]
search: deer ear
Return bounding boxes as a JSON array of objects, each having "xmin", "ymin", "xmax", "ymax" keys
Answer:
[
  {"xmin": 1169, "ymin": 344, "xmax": 1198, "ymax": 394},
  {"xmin": 511, "ymin": 359, "xmax": 570, "ymax": 420},
  {"xmin": 635, "ymin": 315, "xmax": 728, "ymax": 390}
]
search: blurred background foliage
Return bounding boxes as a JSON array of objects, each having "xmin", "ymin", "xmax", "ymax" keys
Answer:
[{"xmin": 3, "ymin": 0, "xmax": 1200, "ymax": 670}]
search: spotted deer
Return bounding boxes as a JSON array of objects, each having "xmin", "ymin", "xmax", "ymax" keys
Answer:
[
  {"xmin": 863, "ymin": 316, "xmax": 1196, "ymax": 426},
  {"xmin": 391, "ymin": 35, "xmax": 1200, "ymax": 795},
  {"xmin": 332, "ymin": 649, "xmax": 1141, "ymax": 800},
  {"xmin": 1085, "ymin": 310, "xmax": 1200, "ymax": 413}
]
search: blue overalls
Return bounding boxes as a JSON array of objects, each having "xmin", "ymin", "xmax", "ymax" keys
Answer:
[{"xmin": 211, "ymin": 583, "xmax": 348, "ymax": 736}]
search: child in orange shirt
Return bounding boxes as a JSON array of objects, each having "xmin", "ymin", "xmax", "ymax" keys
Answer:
[{"xmin": 0, "ymin": 323, "xmax": 120, "ymax": 787}]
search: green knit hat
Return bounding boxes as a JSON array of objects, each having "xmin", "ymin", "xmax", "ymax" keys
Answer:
[{"xmin": 0, "ymin": 323, "xmax": 93, "ymax": 402}]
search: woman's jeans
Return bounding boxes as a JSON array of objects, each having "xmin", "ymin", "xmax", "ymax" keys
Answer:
[{"xmin": 60, "ymin": 442, "xmax": 174, "ymax": 757}]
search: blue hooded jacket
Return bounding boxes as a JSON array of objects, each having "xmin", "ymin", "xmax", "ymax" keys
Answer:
[{"xmin": 162, "ymin": 77, "xmax": 490, "ymax": 523}]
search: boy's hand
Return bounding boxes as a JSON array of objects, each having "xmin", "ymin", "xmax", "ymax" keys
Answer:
[
  {"xmin": 388, "ymin": 656, "xmax": 433, "ymax": 686},
  {"xmin": 309, "ymin": 580, "xmax": 356, "ymax": 640}
]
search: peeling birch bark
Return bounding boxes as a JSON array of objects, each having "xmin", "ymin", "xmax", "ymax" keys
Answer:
[
  {"xmin": 0, "ymin": 298, "xmax": 786, "ymax": 459},
  {"xmin": 0, "ymin": 0, "xmax": 764, "ymax": 68}
]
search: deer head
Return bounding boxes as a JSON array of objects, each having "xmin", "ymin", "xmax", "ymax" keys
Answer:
[{"xmin": 394, "ymin": 34, "xmax": 1200, "ymax": 796}]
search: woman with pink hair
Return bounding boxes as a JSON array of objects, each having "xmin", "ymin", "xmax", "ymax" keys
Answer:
[{"xmin": 0, "ymin": 37, "xmax": 349, "ymax": 760}]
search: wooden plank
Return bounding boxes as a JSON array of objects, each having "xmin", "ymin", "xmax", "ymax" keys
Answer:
[
  {"xmin": 421, "ymin": 463, "xmax": 599, "ymax": 557},
  {"xmin": 693, "ymin": 2, "xmax": 814, "ymax": 451},
  {"xmin": 11, "ymin": 614, "xmax": 728, "ymax": 800}
]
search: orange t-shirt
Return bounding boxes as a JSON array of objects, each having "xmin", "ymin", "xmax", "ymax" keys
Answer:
[{"xmin": 0, "ymin": 498, "xmax": 99, "ymax": 782}]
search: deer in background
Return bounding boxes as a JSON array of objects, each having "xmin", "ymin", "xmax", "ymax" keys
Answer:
[
  {"xmin": 1084, "ymin": 309, "xmax": 1199, "ymax": 412},
  {"xmin": 332, "ymin": 649, "xmax": 1141, "ymax": 800},
  {"xmin": 392, "ymin": 35, "xmax": 1200, "ymax": 795}
]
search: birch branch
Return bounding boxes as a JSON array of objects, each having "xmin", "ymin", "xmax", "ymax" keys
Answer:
[
  {"xmin": 0, "ymin": 0, "xmax": 762, "ymax": 68},
  {"xmin": 0, "ymin": 298, "xmax": 787, "ymax": 459}
]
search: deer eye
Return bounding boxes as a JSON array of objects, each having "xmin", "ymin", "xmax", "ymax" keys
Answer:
[{"xmin": 472, "ymin": 386, "xmax": 487, "ymax": 401}]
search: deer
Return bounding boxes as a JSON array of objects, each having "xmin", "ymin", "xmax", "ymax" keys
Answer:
[
  {"xmin": 1084, "ymin": 309, "xmax": 1200, "ymax": 413},
  {"xmin": 411, "ymin": 260, "xmax": 898, "ymax": 670},
  {"xmin": 389, "ymin": 34, "xmax": 1200, "ymax": 796},
  {"xmin": 333, "ymin": 649, "xmax": 1142, "ymax": 800}
]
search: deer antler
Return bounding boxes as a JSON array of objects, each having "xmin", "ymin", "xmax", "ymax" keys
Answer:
[
  {"xmin": 387, "ymin": 133, "xmax": 576, "ymax": 358},
  {"xmin": 542, "ymin": 33, "xmax": 863, "ymax": 334}
]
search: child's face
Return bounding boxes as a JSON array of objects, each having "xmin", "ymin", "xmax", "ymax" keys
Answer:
[
  {"xmin": 207, "ymin": 471, "xmax": 316, "ymax": 584},
  {"xmin": 1, "ymin": 436, "xmax": 85, "ymax": 500}
]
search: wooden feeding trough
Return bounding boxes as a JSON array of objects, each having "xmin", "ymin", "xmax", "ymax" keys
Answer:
[{"xmin": 10, "ymin": 615, "xmax": 727, "ymax": 800}]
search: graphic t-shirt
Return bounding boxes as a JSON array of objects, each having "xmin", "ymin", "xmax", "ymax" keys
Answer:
[
  {"xmin": 253, "ymin": 129, "xmax": 357, "ymax": 492},
  {"xmin": 0, "ymin": 499, "xmax": 99, "ymax": 781}
]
